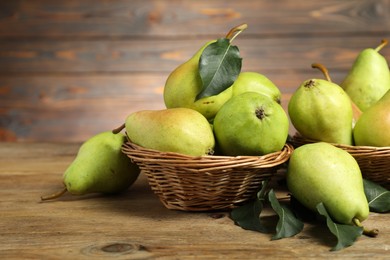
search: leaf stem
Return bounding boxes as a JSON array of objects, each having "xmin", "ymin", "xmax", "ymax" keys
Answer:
[
  {"xmin": 352, "ymin": 218, "xmax": 379, "ymax": 237},
  {"xmin": 41, "ymin": 187, "xmax": 68, "ymax": 201},
  {"xmin": 374, "ymin": 39, "xmax": 388, "ymax": 52},
  {"xmin": 225, "ymin": 23, "xmax": 248, "ymax": 43}
]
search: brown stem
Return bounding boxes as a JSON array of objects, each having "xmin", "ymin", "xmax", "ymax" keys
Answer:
[
  {"xmin": 375, "ymin": 39, "xmax": 388, "ymax": 52},
  {"xmin": 225, "ymin": 23, "xmax": 248, "ymax": 42},
  {"xmin": 352, "ymin": 218, "xmax": 379, "ymax": 238},
  {"xmin": 41, "ymin": 187, "xmax": 67, "ymax": 201},
  {"xmin": 311, "ymin": 63, "xmax": 332, "ymax": 82},
  {"xmin": 112, "ymin": 123, "xmax": 125, "ymax": 134}
]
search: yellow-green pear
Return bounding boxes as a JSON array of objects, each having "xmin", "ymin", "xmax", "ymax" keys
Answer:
[
  {"xmin": 353, "ymin": 89, "xmax": 390, "ymax": 146},
  {"xmin": 213, "ymin": 92, "xmax": 289, "ymax": 156},
  {"xmin": 288, "ymin": 64, "xmax": 354, "ymax": 145},
  {"xmin": 231, "ymin": 72, "xmax": 282, "ymax": 103},
  {"xmin": 163, "ymin": 40, "xmax": 233, "ymax": 121},
  {"xmin": 163, "ymin": 24, "xmax": 247, "ymax": 121},
  {"xmin": 286, "ymin": 142, "xmax": 369, "ymax": 225},
  {"xmin": 125, "ymin": 108, "xmax": 215, "ymax": 156},
  {"xmin": 41, "ymin": 131, "xmax": 140, "ymax": 200},
  {"xmin": 340, "ymin": 39, "xmax": 390, "ymax": 112}
]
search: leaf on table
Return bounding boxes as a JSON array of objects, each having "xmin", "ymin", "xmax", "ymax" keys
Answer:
[
  {"xmin": 268, "ymin": 189, "xmax": 304, "ymax": 240},
  {"xmin": 363, "ymin": 178, "xmax": 390, "ymax": 213},
  {"xmin": 316, "ymin": 203, "xmax": 363, "ymax": 251},
  {"xmin": 196, "ymin": 38, "xmax": 242, "ymax": 100},
  {"xmin": 230, "ymin": 181, "xmax": 269, "ymax": 233},
  {"xmin": 230, "ymin": 199, "xmax": 268, "ymax": 233}
]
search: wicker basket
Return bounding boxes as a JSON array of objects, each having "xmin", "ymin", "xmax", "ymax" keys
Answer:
[
  {"xmin": 290, "ymin": 133, "xmax": 390, "ymax": 189},
  {"xmin": 122, "ymin": 141, "xmax": 294, "ymax": 211}
]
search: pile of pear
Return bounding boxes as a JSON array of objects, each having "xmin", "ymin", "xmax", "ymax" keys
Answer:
[
  {"xmin": 285, "ymin": 40, "xmax": 390, "ymax": 235},
  {"xmin": 41, "ymin": 26, "xmax": 291, "ymax": 201},
  {"xmin": 288, "ymin": 39, "xmax": 390, "ymax": 147},
  {"xmin": 122, "ymin": 27, "xmax": 290, "ymax": 157}
]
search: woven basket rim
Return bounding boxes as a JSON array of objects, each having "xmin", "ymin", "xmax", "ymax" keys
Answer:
[
  {"xmin": 122, "ymin": 140, "xmax": 293, "ymax": 171},
  {"xmin": 291, "ymin": 133, "xmax": 390, "ymax": 153}
]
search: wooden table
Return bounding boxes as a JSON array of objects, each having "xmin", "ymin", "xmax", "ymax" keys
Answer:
[{"xmin": 1, "ymin": 142, "xmax": 389, "ymax": 259}]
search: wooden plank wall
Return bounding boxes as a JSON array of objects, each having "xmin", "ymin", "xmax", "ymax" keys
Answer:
[{"xmin": 1, "ymin": 0, "xmax": 390, "ymax": 142}]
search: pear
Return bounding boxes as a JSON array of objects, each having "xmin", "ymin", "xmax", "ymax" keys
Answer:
[
  {"xmin": 213, "ymin": 92, "xmax": 289, "ymax": 156},
  {"xmin": 340, "ymin": 39, "xmax": 390, "ymax": 112},
  {"xmin": 125, "ymin": 108, "xmax": 215, "ymax": 156},
  {"xmin": 353, "ymin": 89, "xmax": 390, "ymax": 146},
  {"xmin": 231, "ymin": 72, "xmax": 282, "ymax": 103},
  {"xmin": 286, "ymin": 142, "xmax": 369, "ymax": 225},
  {"xmin": 288, "ymin": 63, "xmax": 354, "ymax": 145},
  {"xmin": 163, "ymin": 24, "xmax": 247, "ymax": 121},
  {"xmin": 163, "ymin": 39, "xmax": 232, "ymax": 121},
  {"xmin": 41, "ymin": 131, "xmax": 140, "ymax": 200}
]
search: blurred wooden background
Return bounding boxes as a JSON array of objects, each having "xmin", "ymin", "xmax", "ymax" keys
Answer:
[{"xmin": 1, "ymin": 0, "xmax": 389, "ymax": 142}]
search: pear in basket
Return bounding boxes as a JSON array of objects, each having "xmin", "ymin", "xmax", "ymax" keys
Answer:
[
  {"xmin": 353, "ymin": 89, "xmax": 390, "ymax": 146},
  {"xmin": 231, "ymin": 72, "xmax": 281, "ymax": 104},
  {"xmin": 287, "ymin": 142, "xmax": 374, "ymax": 233},
  {"xmin": 213, "ymin": 91, "xmax": 289, "ymax": 156},
  {"xmin": 163, "ymin": 24, "xmax": 247, "ymax": 121},
  {"xmin": 288, "ymin": 63, "xmax": 354, "ymax": 145},
  {"xmin": 124, "ymin": 108, "xmax": 215, "ymax": 156},
  {"xmin": 41, "ymin": 131, "xmax": 140, "ymax": 200},
  {"xmin": 340, "ymin": 39, "xmax": 390, "ymax": 112}
]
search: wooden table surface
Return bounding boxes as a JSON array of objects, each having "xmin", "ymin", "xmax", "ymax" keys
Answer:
[{"xmin": 0, "ymin": 142, "xmax": 389, "ymax": 259}]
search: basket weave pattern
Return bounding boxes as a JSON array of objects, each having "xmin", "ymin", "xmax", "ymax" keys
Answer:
[
  {"xmin": 290, "ymin": 134, "xmax": 390, "ymax": 189},
  {"xmin": 122, "ymin": 141, "xmax": 293, "ymax": 211}
]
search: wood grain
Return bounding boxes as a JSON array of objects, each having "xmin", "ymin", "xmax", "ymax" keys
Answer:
[
  {"xmin": 0, "ymin": 143, "xmax": 389, "ymax": 259},
  {"xmin": 0, "ymin": 0, "xmax": 390, "ymax": 142},
  {"xmin": 0, "ymin": 0, "xmax": 389, "ymax": 38}
]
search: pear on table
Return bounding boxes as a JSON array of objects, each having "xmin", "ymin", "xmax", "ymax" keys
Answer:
[
  {"xmin": 41, "ymin": 131, "xmax": 140, "ymax": 200},
  {"xmin": 287, "ymin": 142, "xmax": 378, "ymax": 236}
]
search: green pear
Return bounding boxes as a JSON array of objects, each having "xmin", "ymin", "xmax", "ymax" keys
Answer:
[
  {"xmin": 286, "ymin": 142, "xmax": 369, "ymax": 225},
  {"xmin": 213, "ymin": 92, "xmax": 289, "ymax": 156},
  {"xmin": 231, "ymin": 72, "xmax": 282, "ymax": 103},
  {"xmin": 163, "ymin": 39, "xmax": 233, "ymax": 121},
  {"xmin": 125, "ymin": 108, "xmax": 215, "ymax": 156},
  {"xmin": 288, "ymin": 64, "xmax": 354, "ymax": 145},
  {"xmin": 353, "ymin": 89, "xmax": 390, "ymax": 146},
  {"xmin": 163, "ymin": 24, "xmax": 248, "ymax": 121},
  {"xmin": 41, "ymin": 131, "xmax": 140, "ymax": 200},
  {"xmin": 340, "ymin": 39, "xmax": 390, "ymax": 112}
]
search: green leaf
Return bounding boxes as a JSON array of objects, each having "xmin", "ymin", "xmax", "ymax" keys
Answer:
[
  {"xmin": 316, "ymin": 203, "xmax": 363, "ymax": 251},
  {"xmin": 230, "ymin": 199, "xmax": 268, "ymax": 233},
  {"xmin": 196, "ymin": 38, "xmax": 242, "ymax": 100},
  {"xmin": 230, "ymin": 181, "xmax": 269, "ymax": 233},
  {"xmin": 268, "ymin": 190, "xmax": 304, "ymax": 240},
  {"xmin": 363, "ymin": 179, "xmax": 390, "ymax": 213}
]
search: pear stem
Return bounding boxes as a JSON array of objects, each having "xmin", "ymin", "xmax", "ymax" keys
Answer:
[
  {"xmin": 225, "ymin": 23, "xmax": 248, "ymax": 43},
  {"xmin": 311, "ymin": 63, "xmax": 332, "ymax": 82},
  {"xmin": 352, "ymin": 218, "xmax": 379, "ymax": 238},
  {"xmin": 41, "ymin": 187, "xmax": 68, "ymax": 201},
  {"xmin": 374, "ymin": 39, "xmax": 388, "ymax": 52},
  {"xmin": 112, "ymin": 123, "xmax": 125, "ymax": 134}
]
